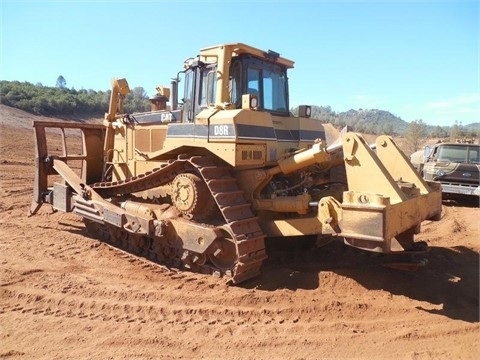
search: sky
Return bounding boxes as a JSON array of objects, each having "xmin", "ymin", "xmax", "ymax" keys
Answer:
[{"xmin": 1, "ymin": 0, "xmax": 479, "ymax": 127}]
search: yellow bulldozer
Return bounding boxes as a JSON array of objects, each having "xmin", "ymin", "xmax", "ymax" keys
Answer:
[{"xmin": 29, "ymin": 43, "xmax": 442, "ymax": 283}]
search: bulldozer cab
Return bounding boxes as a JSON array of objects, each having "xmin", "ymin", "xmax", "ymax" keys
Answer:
[{"xmin": 176, "ymin": 44, "xmax": 293, "ymax": 121}]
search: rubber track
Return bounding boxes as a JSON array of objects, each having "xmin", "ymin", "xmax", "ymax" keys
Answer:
[{"xmin": 90, "ymin": 155, "xmax": 267, "ymax": 284}]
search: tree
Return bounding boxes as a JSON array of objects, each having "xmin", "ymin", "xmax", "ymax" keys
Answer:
[
  {"xmin": 405, "ymin": 119, "xmax": 427, "ymax": 153},
  {"xmin": 124, "ymin": 86, "xmax": 150, "ymax": 113},
  {"xmin": 430, "ymin": 125, "xmax": 447, "ymax": 139},
  {"xmin": 380, "ymin": 122, "xmax": 394, "ymax": 136},
  {"xmin": 450, "ymin": 120, "xmax": 461, "ymax": 140},
  {"xmin": 56, "ymin": 75, "xmax": 67, "ymax": 89}
]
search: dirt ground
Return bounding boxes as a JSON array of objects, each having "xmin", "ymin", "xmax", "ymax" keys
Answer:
[{"xmin": 0, "ymin": 105, "xmax": 478, "ymax": 360}]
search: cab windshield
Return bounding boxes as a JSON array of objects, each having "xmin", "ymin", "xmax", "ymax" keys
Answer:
[{"xmin": 230, "ymin": 55, "xmax": 289, "ymax": 115}]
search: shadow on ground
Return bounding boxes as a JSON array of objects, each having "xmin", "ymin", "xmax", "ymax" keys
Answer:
[
  {"xmin": 57, "ymin": 216, "xmax": 479, "ymax": 323},
  {"xmin": 443, "ymin": 195, "xmax": 479, "ymax": 208},
  {"xmin": 246, "ymin": 238, "xmax": 479, "ymax": 323}
]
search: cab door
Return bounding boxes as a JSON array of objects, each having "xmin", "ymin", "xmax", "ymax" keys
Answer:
[{"xmin": 181, "ymin": 64, "xmax": 217, "ymax": 123}]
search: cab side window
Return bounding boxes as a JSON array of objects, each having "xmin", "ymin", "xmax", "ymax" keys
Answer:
[
  {"xmin": 468, "ymin": 147, "xmax": 479, "ymax": 163},
  {"xmin": 230, "ymin": 61, "xmax": 242, "ymax": 107},
  {"xmin": 199, "ymin": 65, "xmax": 216, "ymax": 108},
  {"xmin": 182, "ymin": 70, "xmax": 194, "ymax": 122}
]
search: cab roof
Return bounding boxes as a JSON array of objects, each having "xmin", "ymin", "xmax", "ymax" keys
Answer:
[{"xmin": 199, "ymin": 43, "xmax": 295, "ymax": 68}]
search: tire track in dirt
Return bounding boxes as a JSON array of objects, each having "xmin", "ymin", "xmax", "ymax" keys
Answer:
[
  {"xmin": 1, "ymin": 252, "xmax": 391, "ymax": 332},
  {"xmin": 6, "ymin": 283, "xmax": 470, "ymax": 356},
  {"xmin": 4, "ymin": 264, "xmax": 474, "ymax": 338},
  {"xmin": 1, "ymin": 285, "xmax": 300, "ymax": 328}
]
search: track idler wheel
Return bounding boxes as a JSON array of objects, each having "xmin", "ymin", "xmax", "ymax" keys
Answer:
[
  {"xmin": 208, "ymin": 228, "xmax": 238, "ymax": 271},
  {"xmin": 171, "ymin": 172, "xmax": 216, "ymax": 221}
]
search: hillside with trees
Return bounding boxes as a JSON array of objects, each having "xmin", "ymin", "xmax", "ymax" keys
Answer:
[
  {"xmin": 291, "ymin": 105, "xmax": 479, "ymax": 140},
  {"xmin": 290, "ymin": 105, "xmax": 407, "ymax": 135},
  {"xmin": 0, "ymin": 79, "xmax": 150, "ymax": 117}
]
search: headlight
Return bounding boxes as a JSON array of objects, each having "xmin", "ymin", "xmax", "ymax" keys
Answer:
[
  {"xmin": 298, "ymin": 105, "xmax": 311, "ymax": 118},
  {"xmin": 436, "ymin": 169, "xmax": 445, "ymax": 177}
]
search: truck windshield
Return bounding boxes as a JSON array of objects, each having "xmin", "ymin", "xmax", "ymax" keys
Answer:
[{"xmin": 437, "ymin": 145, "xmax": 480, "ymax": 164}]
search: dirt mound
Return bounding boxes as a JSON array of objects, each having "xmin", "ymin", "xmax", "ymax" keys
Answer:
[{"xmin": 0, "ymin": 105, "xmax": 478, "ymax": 359}]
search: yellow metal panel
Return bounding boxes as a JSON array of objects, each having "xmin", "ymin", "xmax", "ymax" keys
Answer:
[
  {"xmin": 375, "ymin": 135, "xmax": 431, "ymax": 194},
  {"xmin": 235, "ymin": 144, "xmax": 266, "ymax": 167},
  {"xmin": 342, "ymin": 132, "xmax": 406, "ymax": 204},
  {"xmin": 261, "ymin": 217, "xmax": 325, "ymax": 237},
  {"xmin": 340, "ymin": 206, "xmax": 385, "ymax": 241},
  {"xmin": 134, "ymin": 128, "xmax": 166, "ymax": 153}
]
